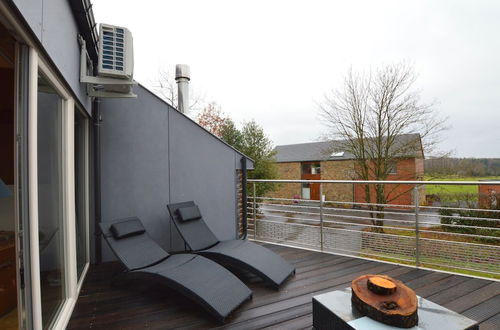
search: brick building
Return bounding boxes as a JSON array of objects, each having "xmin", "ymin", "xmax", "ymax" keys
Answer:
[
  {"xmin": 478, "ymin": 180, "xmax": 499, "ymax": 209},
  {"xmin": 270, "ymin": 134, "xmax": 425, "ymax": 206}
]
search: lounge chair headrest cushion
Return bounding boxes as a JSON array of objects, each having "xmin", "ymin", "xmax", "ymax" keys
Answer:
[
  {"xmin": 110, "ymin": 218, "xmax": 146, "ymax": 239},
  {"xmin": 176, "ymin": 205, "xmax": 202, "ymax": 222}
]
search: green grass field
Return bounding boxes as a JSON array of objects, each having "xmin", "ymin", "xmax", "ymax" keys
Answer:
[
  {"xmin": 361, "ymin": 251, "xmax": 500, "ymax": 279},
  {"xmin": 424, "ymin": 175, "xmax": 500, "ymax": 195}
]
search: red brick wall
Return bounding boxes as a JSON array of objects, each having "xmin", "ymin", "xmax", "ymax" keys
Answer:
[
  {"xmin": 479, "ymin": 184, "xmax": 499, "ymax": 208},
  {"xmin": 354, "ymin": 158, "xmax": 425, "ymax": 206}
]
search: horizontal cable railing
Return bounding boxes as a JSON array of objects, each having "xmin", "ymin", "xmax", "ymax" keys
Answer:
[{"xmin": 246, "ymin": 179, "xmax": 500, "ymax": 279}]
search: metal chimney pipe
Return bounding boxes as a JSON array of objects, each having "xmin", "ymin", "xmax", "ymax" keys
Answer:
[{"xmin": 175, "ymin": 64, "xmax": 190, "ymax": 113}]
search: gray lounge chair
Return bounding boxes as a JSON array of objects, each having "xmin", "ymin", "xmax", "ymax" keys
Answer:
[
  {"xmin": 99, "ymin": 217, "xmax": 252, "ymax": 322},
  {"xmin": 167, "ymin": 201, "xmax": 295, "ymax": 288}
]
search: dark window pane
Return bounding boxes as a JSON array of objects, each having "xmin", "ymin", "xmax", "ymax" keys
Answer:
[
  {"xmin": 388, "ymin": 161, "xmax": 397, "ymax": 174},
  {"xmin": 302, "ymin": 163, "xmax": 311, "ymax": 174}
]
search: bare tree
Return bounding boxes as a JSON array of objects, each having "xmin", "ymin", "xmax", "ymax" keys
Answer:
[
  {"xmin": 320, "ymin": 63, "xmax": 448, "ymax": 230},
  {"xmin": 152, "ymin": 68, "xmax": 204, "ymax": 113},
  {"xmin": 196, "ymin": 102, "xmax": 228, "ymax": 137}
]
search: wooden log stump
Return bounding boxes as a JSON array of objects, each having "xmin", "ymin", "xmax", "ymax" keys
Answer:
[
  {"xmin": 367, "ymin": 276, "xmax": 397, "ymax": 295},
  {"xmin": 351, "ymin": 274, "xmax": 418, "ymax": 328}
]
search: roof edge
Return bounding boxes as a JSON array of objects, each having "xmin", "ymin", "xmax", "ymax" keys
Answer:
[
  {"xmin": 68, "ymin": 0, "xmax": 99, "ymax": 63},
  {"xmin": 274, "ymin": 133, "xmax": 422, "ymax": 149}
]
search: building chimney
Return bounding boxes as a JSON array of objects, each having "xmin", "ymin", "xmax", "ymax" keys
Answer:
[{"xmin": 175, "ymin": 64, "xmax": 190, "ymax": 113}]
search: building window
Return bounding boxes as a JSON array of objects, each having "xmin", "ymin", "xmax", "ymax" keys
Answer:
[
  {"xmin": 302, "ymin": 183, "xmax": 311, "ymax": 199},
  {"xmin": 302, "ymin": 163, "xmax": 321, "ymax": 175},
  {"xmin": 388, "ymin": 161, "xmax": 397, "ymax": 174}
]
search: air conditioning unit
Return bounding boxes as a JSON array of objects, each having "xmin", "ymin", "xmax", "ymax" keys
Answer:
[
  {"xmin": 79, "ymin": 24, "xmax": 137, "ymax": 98},
  {"xmin": 98, "ymin": 24, "xmax": 133, "ymax": 79}
]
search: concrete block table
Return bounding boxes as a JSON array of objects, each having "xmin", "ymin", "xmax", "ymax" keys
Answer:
[{"xmin": 312, "ymin": 288, "xmax": 478, "ymax": 330}]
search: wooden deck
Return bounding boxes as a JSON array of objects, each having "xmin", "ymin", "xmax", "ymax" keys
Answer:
[{"xmin": 68, "ymin": 243, "xmax": 500, "ymax": 329}]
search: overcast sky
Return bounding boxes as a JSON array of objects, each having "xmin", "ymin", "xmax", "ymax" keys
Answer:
[{"xmin": 93, "ymin": 0, "xmax": 499, "ymax": 158}]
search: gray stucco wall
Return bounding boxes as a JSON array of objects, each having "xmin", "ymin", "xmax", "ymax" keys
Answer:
[
  {"xmin": 98, "ymin": 86, "xmax": 250, "ymax": 262},
  {"xmin": 12, "ymin": 0, "xmax": 92, "ymax": 114}
]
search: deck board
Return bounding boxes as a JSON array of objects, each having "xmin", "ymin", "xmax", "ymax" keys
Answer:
[
  {"xmin": 68, "ymin": 243, "xmax": 499, "ymax": 329},
  {"xmin": 480, "ymin": 313, "xmax": 500, "ymax": 330}
]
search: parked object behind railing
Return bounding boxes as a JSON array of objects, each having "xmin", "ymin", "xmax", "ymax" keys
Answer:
[{"xmin": 247, "ymin": 179, "xmax": 500, "ymax": 279}]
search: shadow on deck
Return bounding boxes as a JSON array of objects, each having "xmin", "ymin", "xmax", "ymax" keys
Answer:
[{"xmin": 68, "ymin": 243, "xmax": 500, "ymax": 329}]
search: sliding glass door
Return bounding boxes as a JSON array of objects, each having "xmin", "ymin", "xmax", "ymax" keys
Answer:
[
  {"xmin": 36, "ymin": 73, "xmax": 66, "ymax": 329},
  {"xmin": 74, "ymin": 108, "xmax": 89, "ymax": 281},
  {"xmin": 28, "ymin": 57, "xmax": 91, "ymax": 329}
]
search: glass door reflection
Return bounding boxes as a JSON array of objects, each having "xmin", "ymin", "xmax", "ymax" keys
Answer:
[
  {"xmin": 74, "ymin": 109, "xmax": 88, "ymax": 279},
  {"xmin": 37, "ymin": 73, "xmax": 65, "ymax": 329}
]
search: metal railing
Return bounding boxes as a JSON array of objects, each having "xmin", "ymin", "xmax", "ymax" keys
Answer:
[{"xmin": 246, "ymin": 179, "xmax": 500, "ymax": 279}]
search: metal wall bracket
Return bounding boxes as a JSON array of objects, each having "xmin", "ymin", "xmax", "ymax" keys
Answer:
[{"xmin": 78, "ymin": 35, "xmax": 137, "ymax": 98}]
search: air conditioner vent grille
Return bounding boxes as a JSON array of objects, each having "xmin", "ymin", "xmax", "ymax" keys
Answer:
[
  {"xmin": 97, "ymin": 24, "xmax": 133, "ymax": 79},
  {"xmin": 100, "ymin": 27, "xmax": 124, "ymax": 71}
]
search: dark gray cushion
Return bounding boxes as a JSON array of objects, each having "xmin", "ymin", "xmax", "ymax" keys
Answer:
[
  {"xmin": 168, "ymin": 202, "xmax": 220, "ymax": 251},
  {"xmin": 177, "ymin": 205, "xmax": 202, "ymax": 222},
  {"xmin": 100, "ymin": 217, "xmax": 169, "ymax": 270},
  {"xmin": 110, "ymin": 218, "xmax": 146, "ymax": 239}
]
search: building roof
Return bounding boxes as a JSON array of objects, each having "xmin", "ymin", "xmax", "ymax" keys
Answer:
[
  {"xmin": 274, "ymin": 134, "xmax": 422, "ymax": 163},
  {"xmin": 275, "ymin": 141, "xmax": 355, "ymax": 162}
]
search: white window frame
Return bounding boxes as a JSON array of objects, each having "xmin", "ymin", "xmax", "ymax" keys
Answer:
[
  {"xmin": 75, "ymin": 105, "xmax": 91, "ymax": 288},
  {"xmin": 27, "ymin": 51, "xmax": 90, "ymax": 330}
]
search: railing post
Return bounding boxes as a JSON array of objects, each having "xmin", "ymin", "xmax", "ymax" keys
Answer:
[
  {"xmin": 253, "ymin": 181, "xmax": 257, "ymax": 240},
  {"xmin": 320, "ymin": 183, "xmax": 324, "ymax": 252},
  {"xmin": 414, "ymin": 185, "xmax": 420, "ymax": 268}
]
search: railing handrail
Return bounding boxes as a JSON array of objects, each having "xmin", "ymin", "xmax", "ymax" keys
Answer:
[
  {"xmin": 249, "ymin": 197, "xmax": 500, "ymax": 215},
  {"xmin": 248, "ymin": 179, "xmax": 500, "ymax": 185},
  {"xmin": 246, "ymin": 178, "xmax": 500, "ymax": 279}
]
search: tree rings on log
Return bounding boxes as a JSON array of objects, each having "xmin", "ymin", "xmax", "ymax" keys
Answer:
[
  {"xmin": 367, "ymin": 276, "xmax": 397, "ymax": 295},
  {"xmin": 351, "ymin": 274, "xmax": 418, "ymax": 328}
]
